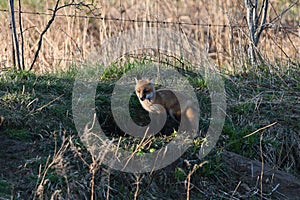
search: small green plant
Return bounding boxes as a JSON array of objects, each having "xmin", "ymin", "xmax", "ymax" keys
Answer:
[
  {"xmin": 175, "ymin": 167, "xmax": 186, "ymax": 182},
  {"xmin": 0, "ymin": 177, "xmax": 10, "ymax": 199},
  {"xmin": 1, "ymin": 59, "xmax": 299, "ymax": 199},
  {"xmin": 3, "ymin": 129, "xmax": 32, "ymax": 141}
]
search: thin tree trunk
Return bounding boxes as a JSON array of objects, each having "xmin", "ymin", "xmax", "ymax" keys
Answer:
[
  {"xmin": 244, "ymin": 0, "xmax": 269, "ymax": 65},
  {"xmin": 244, "ymin": 0, "xmax": 257, "ymax": 64}
]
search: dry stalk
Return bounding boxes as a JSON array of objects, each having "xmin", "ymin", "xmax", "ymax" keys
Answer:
[
  {"xmin": 185, "ymin": 161, "xmax": 208, "ymax": 200},
  {"xmin": 230, "ymin": 181, "xmax": 241, "ymax": 199},
  {"xmin": 33, "ymin": 132, "xmax": 70, "ymax": 200},
  {"xmin": 259, "ymin": 133, "xmax": 264, "ymax": 199},
  {"xmin": 244, "ymin": 121, "xmax": 277, "ymax": 138},
  {"xmin": 1, "ymin": 0, "xmax": 299, "ymax": 72},
  {"xmin": 105, "ymin": 169, "xmax": 111, "ymax": 200},
  {"xmin": 133, "ymin": 174, "xmax": 141, "ymax": 200}
]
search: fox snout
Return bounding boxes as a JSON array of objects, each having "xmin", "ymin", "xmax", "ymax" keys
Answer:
[
  {"xmin": 139, "ymin": 92, "xmax": 153, "ymax": 101},
  {"xmin": 140, "ymin": 95, "xmax": 146, "ymax": 101}
]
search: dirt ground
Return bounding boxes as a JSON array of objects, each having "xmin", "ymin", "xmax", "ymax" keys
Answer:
[
  {"xmin": 221, "ymin": 150, "xmax": 300, "ymax": 199},
  {"xmin": 1, "ymin": 131, "xmax": 300, "ymax": 199}
]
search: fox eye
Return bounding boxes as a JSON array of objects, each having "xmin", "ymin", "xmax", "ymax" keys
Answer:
[{"xmin": 136, "ymin": 89, "xmax": 140, "ymax": 93}]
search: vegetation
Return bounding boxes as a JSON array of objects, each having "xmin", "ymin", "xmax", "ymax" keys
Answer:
[
  {"xmin": 1, "ymin": 60, "xmax": 299, "ymax": 199},
  {"xmin": 0, "ymin": 0, "xmax": 299, "ymax": 72},
  {"xmin": 0, "ymin": 0, "xmax": 299, "ymax": 199}
]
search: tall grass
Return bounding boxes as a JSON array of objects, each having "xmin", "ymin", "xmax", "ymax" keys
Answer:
[
  {"xmin": 1, "ymin": 62, "xmax": 299, "ymax": 199},
  {"xmin": 0, "ymin": 0, "xmax": 299, "ymax": 72},
  {"xmin": 0, "ymin": 1, "xmax": 299, "ymax": 199}
]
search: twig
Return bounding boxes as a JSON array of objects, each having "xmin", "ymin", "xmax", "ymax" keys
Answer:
[
  {"xmin": 29, "ymin": 0, "xmax": 61, "ymax": 71},
  {"xmin": 133, "ymin": 174, "xmax": 141, "ymax": 200},
  {"xmin": 90, "ymin": 158, "xmax": 96, "ymax": 200},
  {"xmin": 269, "ymin": 0, "xmax": 299, "ymax": 24},
  {"xmin": 0, "ymin": 116, "xmax": 4, "ymax": 128},
  {"xmin": 259, "ymin": 133, "xmax": 264, "ymax": 199},
  {"xmin": 243, "ymin": 121, "xmax": 277, "ymax": 138},
  {"xmin": 33, "ymin": 134, "xmax": 70, "ymax": 200},
  {"xmin": 105, "ymin": 170, "xmax": 111, "ymax": 200},
  {"xmin": 122, "ymin": 127, "xmax": 151, "ymax": 171},
  {"xmin": 29, "ymin": 0, "xmax": 95, "ymax": 71},
  {"xmin": 230, "ymin": 181, "xmax": 241, "ymax": 199},
  {"xmin": 36, "ymin": 94, "xmax": 64, "ymax": 112},
  {"xmin": 186, "ymin": 161, "xmax": 208, "ymax": 200}
]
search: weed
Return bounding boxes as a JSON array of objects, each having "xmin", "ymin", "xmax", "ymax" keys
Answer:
[{"xmin": 0, "ymin": 60, "xmax": 299, "ymax": 199}]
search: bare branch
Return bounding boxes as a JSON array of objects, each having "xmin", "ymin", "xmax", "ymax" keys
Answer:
[
  {"xmin": 29, "ymin": 0, "xmax": 95, "ymax": 71},
  {"xmin": 254, "ymin": 0, "xmax": 268, "ymax": 46},
  {"xmin": 244, "ymin": 0, "xmax": 255, "ymax": 43},
  {"xmin": 269, "ymin": 0, "xmax": 299, "ymax": 24},
  {"xmin": 244, "ymin": 0, "xmax": 269, "ymax": 64},
  {"xmin": 29, "ymin": 0, "xmax": 60, "ymax": 71}
]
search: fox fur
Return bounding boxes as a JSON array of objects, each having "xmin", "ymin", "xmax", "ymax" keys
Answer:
[{"xmin": 134, "ymin": 75, "xmax": 198, "ymax": 135}]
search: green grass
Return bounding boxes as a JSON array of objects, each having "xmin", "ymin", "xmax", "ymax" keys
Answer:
[
  {"xmin": 0, "ymin": 177, "xmax": 10, "ymax": 199},
  {"xmin": 0, "ymin": 70, "xmax": 75, "ymax": 137},
  {"xmin": 0, "ymin": 61, "xmax": 299, "ymax": 199},
  {"xmin": 3, "ymin": 128, "xmax": 33, "ymax": 141}
]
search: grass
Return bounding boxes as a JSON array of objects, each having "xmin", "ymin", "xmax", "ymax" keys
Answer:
[
  {"xmin": 0, "ymin": 0, "xmax": 299, "ymax": 198},
  {"xmin": 1, "ymin": 0, "xmax": 299, "ymax": 72},
  {"xmin": 224, "ymin": 67, "xmax": 300, "ymax": 173},
  {"xmin": 0, "ymin": 70, "xmax": 75, "ymax": 138},
  {"xmin": 0, "ymin": 176, "xmax": 10, "ymax": 195},
  {"xmin": 0, "ymin": 59, "xmax": 299, "ymax": 199}
]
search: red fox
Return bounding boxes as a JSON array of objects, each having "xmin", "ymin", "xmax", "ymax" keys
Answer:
[{"xmin": 134, "ymin": 75, "xmax": 199, "ymax": 135}]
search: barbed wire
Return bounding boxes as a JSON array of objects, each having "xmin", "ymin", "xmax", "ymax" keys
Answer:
[{"xmin": 0, "ymin": 8, "xmax": 299, "ymax": 30}]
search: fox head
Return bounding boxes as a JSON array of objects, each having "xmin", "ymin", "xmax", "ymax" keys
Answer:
[{"xmin": 135, "ymin": 75, "xmax": 155, "ymax": 102}]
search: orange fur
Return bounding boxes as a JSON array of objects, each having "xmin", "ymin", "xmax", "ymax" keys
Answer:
[{"xmin": 135, "ymin": 75, "xmax": 198, "ymax": 134}]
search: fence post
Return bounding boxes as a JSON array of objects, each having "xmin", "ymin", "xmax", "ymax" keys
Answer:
[
  {"xmin": 8, "ymin": 0, "xmax": 22, "ymax": 71},
  {"xmin": 18, "ymin": 0, "xmax": 25, "ymax": 70}
]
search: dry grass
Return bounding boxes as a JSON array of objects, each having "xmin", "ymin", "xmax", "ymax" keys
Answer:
[
  {"xmin": 0, "ymin": 58, "xmax": 299, "ymax": 199},
  {"xmin": 0, "ymin": 1, "xmax": 299, "ymax": 200},
  {"xmin": 0, "ymin": 0, "xmax": 299, "ymax": 72}
]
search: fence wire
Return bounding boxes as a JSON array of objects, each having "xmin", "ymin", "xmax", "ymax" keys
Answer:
[
  {"xmin": 0, "ymin": 8, "xmax": 299, "ymax": 30},
  {"xmin": 0, "ymin": 4, "xmax": 299, "ymax": 72}
]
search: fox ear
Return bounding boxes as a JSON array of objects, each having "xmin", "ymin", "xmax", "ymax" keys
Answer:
[{"xmin": 135, "ymin": 74, "xmax": 142, "ymax": 83}]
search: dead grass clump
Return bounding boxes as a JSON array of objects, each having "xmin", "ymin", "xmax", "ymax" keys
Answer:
[{"xmin": 0, "ymin": 0, "xmax": 299, "ymax": 72}]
